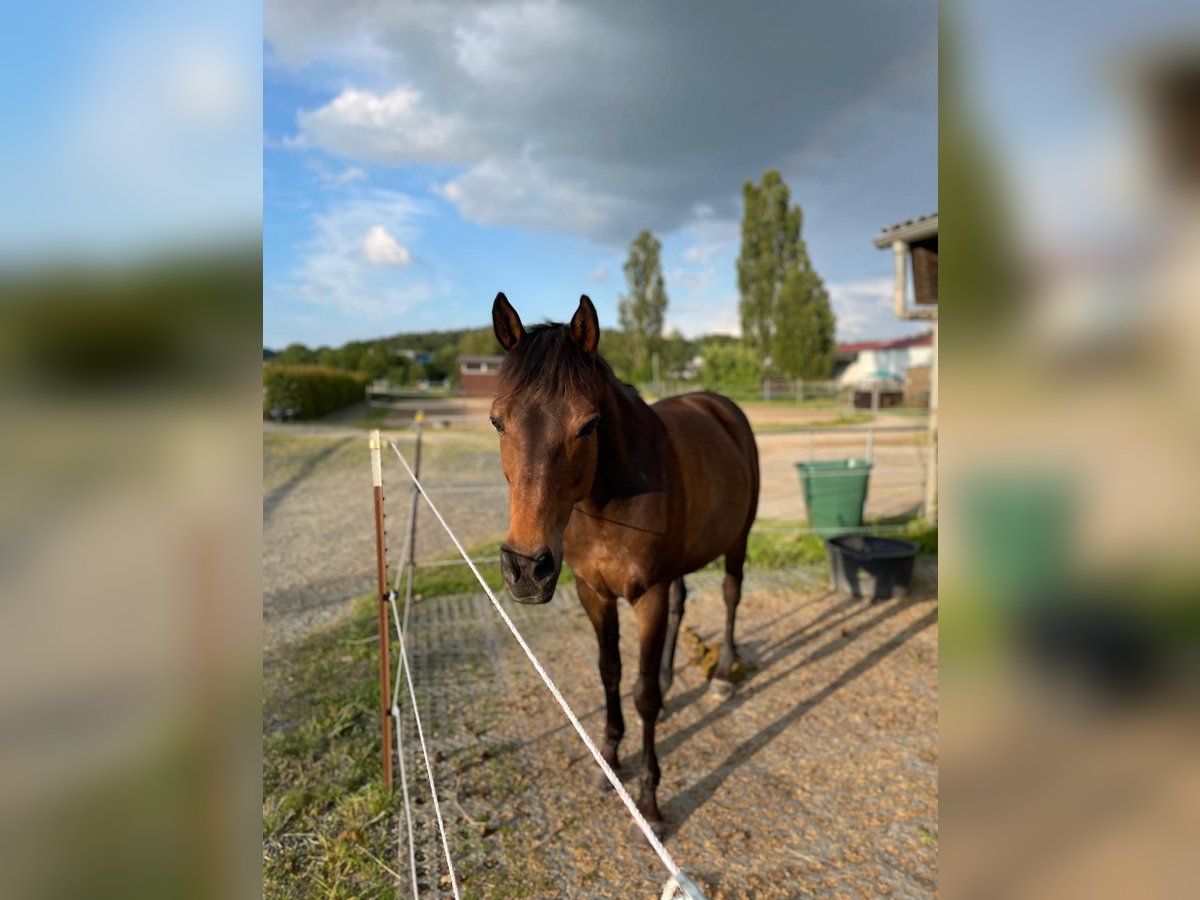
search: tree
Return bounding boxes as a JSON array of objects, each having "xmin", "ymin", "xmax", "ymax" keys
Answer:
[
  {"xmin": 699, "ymin": 341, "xmax": 761, "ymax": 391},
  {"xmin": 658, "ymin": 329, "xmax": 695, "ymax": 380},
  {"xmin": 736, "ymin": 170, "xmax": 835, "ymax": 378},
  {"xmin": 618, "ymin": 229, "xmax": 669, "ymax": 380},
  {"xmin": 457, "ymin": 327, "xmax": 502, "ymax": 357},
  {"xmin": 274, "ymin": 342, "xmax": 317, "ymax": 365},
  {"xmin": 774, "ymin": 268, "xmax": 835, "ymax": 380},
  {"xmin": 360, "ymin": 342, "xmax": 394, "ymax": 380}
]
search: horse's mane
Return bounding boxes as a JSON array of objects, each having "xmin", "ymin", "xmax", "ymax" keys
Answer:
[{"xmin": 497, "ymin": 323, "xmax": 637, "ymax": 405}]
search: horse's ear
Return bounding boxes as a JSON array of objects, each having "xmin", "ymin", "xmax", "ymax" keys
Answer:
[
  {"xmin": 492, "ymin": 292, "xmax": 525, "ymax": 352},
  {"xmin": 570, "ymin": 294, "xmax": 600, "ymax": 357}
]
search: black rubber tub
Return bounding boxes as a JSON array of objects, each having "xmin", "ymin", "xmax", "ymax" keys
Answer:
[{"xmin": 826, "ymin": 535, "xmax": 919, "ymax": 602}]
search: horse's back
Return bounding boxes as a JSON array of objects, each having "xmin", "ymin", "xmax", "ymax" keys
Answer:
[{"xmin": 652, "ymin": 391, "xmax": 759, "ymax": 568}]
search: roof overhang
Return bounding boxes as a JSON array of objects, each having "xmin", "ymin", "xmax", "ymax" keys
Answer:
[{"xmin": 873, "ymin": 213, "xmax": 938, "ymax": 248}]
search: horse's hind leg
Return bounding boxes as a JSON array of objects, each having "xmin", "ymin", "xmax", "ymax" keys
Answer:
[
  {"xmin": 659, "ymin": 577, "xmax": 686, "ymax": 698},
  {"xmin": 710, "ymin": 535, "xmax": 747, "ymax": 700}
]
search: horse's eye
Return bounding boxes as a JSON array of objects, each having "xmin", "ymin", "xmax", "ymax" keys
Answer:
[
  {"xmin": 576, "ymin": 417, "xmax": 600, "ymax": 439},
  {"xmin": 489, "ymin": 416, "xmax": 505, "ymax": 434}
]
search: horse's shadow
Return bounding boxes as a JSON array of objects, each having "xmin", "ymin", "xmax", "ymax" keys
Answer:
[{"xmin": 652, "ymin": 590, "xmax": 938, "ymax": 837}]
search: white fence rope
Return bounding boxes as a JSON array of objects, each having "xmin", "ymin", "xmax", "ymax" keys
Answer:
[
  {"xmin": 391, "ymin": 475, "xmax": 422, "ymax": 898},
  {"xmin": 389, "ymin": 441, "xmax": 707, "ymax": 900},
  {"xmin": 387, "ymin": 588, "xmax": 461, "ymax": 900},
  {"xmin": 392, "ymin": 706, "xmax": 418, "ymax": 898}
]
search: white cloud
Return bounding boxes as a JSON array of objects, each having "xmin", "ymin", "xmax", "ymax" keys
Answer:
[
  {"xmin": 827, "ymin": 278, "xmax": 895, "ymax": 340},
  {"xmin": 284, "ymin": 190, "xmax": 445, "ymax": 320},
  {"xmin": 667, "ymin": 298, "xmax": 741, "ymax": 338},
  {"xmin": 363, "ymin": 224, "xmax": 411, "ymax": 266},
  {"xmin": 314, "ymin": 164, "xmax": 367, "ymax": 188},
  {"xmin": 666, "ymin": 266, "xmax": 715, "ymax": 297},
  {"xmin": 292, "ymin": 86, "xmax": 476, "ymax": 165},
  {"xmin": 4, "ymin": 13, "xmax": 260, "ymax": 264},
  {"xmin": 172, "ymin": 45, "xmax": 250, "ymax": 127},
  {"xmin": 587, "ymin": 265, "xmax": 608, "ymax": 283},
  {"xmin": 436, "ymin": 153, "xmax": 629, "ymax": 237},
  {"xmin": 452, "ymin": 0, "xmax": 583, "ymax": 84},
  {"xmin": 653, "ymin": 212, "xmax": 741, "ymax": 335},
  {"xmin": 270, "ymin": 1, "xmax": 935, "ymax": 243},
  {"xmin": 682, "ymin": 241, "xmax": 728, "ymax": 266}
]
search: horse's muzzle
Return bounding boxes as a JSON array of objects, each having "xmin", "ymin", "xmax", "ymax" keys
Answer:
[{"xmin": 500, "ymin": 543, "xmax": 558, "ymax": 604}]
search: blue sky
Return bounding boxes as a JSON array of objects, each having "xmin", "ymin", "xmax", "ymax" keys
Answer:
[
  {"xmin": 263, "ymin": 1, "xmax": 938, "ymax": 350},
  {"xmin": 6, "ymin": 0, "xmax": 1192, "ymax": 357},
  {"xmin": 0, "ymin": 0, "xmax": 261, "ymax": 265}
]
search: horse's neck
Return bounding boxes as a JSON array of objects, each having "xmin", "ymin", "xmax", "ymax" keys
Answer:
[{"xmin": 589, "ymin": 377, "xmax": 664, "ymax": 504}]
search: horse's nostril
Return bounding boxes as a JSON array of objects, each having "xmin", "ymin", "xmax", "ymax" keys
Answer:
[
  {"xmin": 500, "ymin": 546, "xmax": 521, "ymax": 583},
  {"xmin": 532, "ymin": 548, "xmax": 556, "ymax": 582}
]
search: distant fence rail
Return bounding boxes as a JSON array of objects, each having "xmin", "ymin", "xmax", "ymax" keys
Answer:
[{"xmin": 366, "ymin": 377, "xmax": 930, "ymax": 410}]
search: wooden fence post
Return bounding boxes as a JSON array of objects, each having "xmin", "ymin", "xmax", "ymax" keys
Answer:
[{"xmin": 370, "ymin": 429, "xmax": 394, "ymax": 792}]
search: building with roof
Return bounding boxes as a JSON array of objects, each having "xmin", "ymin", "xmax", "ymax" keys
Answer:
[
  {"xmin": 834, "ymin": 333, "xmax": 934, "ymax": 384},
  {"xmin": 458, "ymin": 355, "xmax": 505, "ymax": 397},
  {"xmin": 874, "ymin": 212, "xmax": 938, "ymax": 521}
]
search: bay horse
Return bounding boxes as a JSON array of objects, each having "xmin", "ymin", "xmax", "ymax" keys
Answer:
[{"xmin": 489, "ymin": 292, "xmax": 759, "ymax": 834}]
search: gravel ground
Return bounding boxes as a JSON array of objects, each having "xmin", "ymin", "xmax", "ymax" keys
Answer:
[
  {"xmin": 394, "ymin": 565, "xmax": 939, "ymax": 898},
  {"xmin": 263, "ymin": 429, "xmax": 510, "ymax": 648},
  {"xmin": 263, "ymin": 421, "xmax": 928, "ymax": 649},
  {"xmin": 265, "ymin": 422, "xmax": 938, "ymax": 896}
]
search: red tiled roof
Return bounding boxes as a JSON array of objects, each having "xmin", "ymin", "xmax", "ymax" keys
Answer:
[{"xmin": 836, "ymin": 333, "xmax": 932, "ymax": 354}]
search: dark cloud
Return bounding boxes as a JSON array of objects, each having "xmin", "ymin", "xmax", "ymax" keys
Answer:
[{"xmin": 267, "ymin": 0, "xmax": 936, "ymax": 242}]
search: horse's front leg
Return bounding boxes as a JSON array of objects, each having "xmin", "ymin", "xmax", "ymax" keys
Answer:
[
  {"xmin": 578, "ymin": 580, "xmax": 623, "ymax": 777},
  {"xmin": 632, "ymin": 582, "xmax": 669, "ymax": 834}
]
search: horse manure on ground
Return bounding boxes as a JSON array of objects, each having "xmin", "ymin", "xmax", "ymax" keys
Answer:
[{"xmin": 682, "ymin": 626, "xmax": 752, "ymax": 683}]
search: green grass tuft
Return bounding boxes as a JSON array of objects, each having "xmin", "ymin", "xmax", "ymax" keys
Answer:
[{"xmin": 263, "ymin": 593, "xmax": 401, "ymax": 898}]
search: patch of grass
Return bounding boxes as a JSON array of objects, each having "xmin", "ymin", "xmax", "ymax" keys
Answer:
[
  {"xmin": 404, "ymin": 539, "xmax": 576, "ymax": 598},
  {"xmin": 265, "ymin": 542, "xmax": 563, "ymax": 897},
  {"xmin": 353, "ymin": 405, "xmax": 391, "ymax": 429},
  {"xmin": 702, "ymin": 516, "xmax": 937, "ymax": 572},
  {"xmin": 263, "ymin": 593, "xmax": 402, "ymax": 898},
  {"xmin": 752, "ymin": 412, "xmax": 876, "ymax": 432},
  {"xmin": 739, "ymin": 395, "xmax": 841, "ymax": 409},
  {"xmin": 881, "ymin": 516, "xmax": 938, "ymax": 554}
]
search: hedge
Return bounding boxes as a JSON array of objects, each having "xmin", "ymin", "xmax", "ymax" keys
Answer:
[{"xmin": 263, "ymin": 364, "xmax": 369, "ymax": 419}]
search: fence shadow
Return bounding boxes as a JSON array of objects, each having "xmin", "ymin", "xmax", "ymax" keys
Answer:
[{"xmin": 263, "ymin": 436, "xmax": 354, "ymax": 523}]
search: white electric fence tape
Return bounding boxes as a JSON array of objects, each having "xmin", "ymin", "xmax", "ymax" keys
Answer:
[
  {"xmin": 387, "ymin": 589, "xmax": 460, "ymax": 900},
  {"xmin": 392, "ymin": 475, "xmax": 422, "ymax": 897},
  {"xmin": 389, "ymin": 440, "xmax": 706, "ymax": 900}
]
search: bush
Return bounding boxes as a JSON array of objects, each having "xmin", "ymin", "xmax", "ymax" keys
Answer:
[
  {"xmin": 700, "ymin": 342, "xmax": 762, "ymax": 392},
  {"xmin": 263, "ymin": 364, "xmax": 369, "ymax": 419}
]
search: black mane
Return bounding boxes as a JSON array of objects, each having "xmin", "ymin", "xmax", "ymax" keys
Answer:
[{"xmin": 497, "ymin": 322, "xmax": 626, "ymax": 403}]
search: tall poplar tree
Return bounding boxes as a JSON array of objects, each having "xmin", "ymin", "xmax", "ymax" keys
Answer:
[
  {"xmin": 617, "ymin": 229, "xmax": 669, "ymax": 377},
  {"xmin": 737, "ymin": 170, "xmax": 835, "ymax": 378}
]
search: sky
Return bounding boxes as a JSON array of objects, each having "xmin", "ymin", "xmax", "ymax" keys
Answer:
[
  {"xmin": 263, "ymin": 0, "xmax": 938, "ymax": 349},
  {"xmin": 6, "ymin": 1, "xmax": 1192, "ymax": 354},
  {"xmin": 0, "ymin": 0, "xmax": 261, "ymax": 265},
  {"xmin": 951, "ymin": 0, "xmax": 1200, "ymax": 256}
]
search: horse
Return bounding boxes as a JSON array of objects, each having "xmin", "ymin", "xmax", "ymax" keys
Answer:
[{"xmin": 488, "ymin": 292, "xmax": 760, "ymax": 834}]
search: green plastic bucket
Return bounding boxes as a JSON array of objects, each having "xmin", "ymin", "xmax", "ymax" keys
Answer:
[
  {"xmin": 961, "ymin": 472, "xmax": 1075, "ymax": 608},
  {"xmin": 795, "ymin": 459, "xmax": 872, "ymax": 538}
]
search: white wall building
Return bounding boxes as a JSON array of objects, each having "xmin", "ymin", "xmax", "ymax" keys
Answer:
[{"xmin": 834, "ymin": 333, "xmax": 933, "ymax": 386}]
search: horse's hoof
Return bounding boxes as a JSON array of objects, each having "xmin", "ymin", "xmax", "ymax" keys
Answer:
[
  {"xmin": 593, "ymin": 766, "xmax": 620, "ymax": 791},
  {"xmin": 707, "ymin": 678, "xmax": 735, "ymax": 702},
  {"xmin": 630, "ymin": 818, "xmax": 667, "ymax": 842}
]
